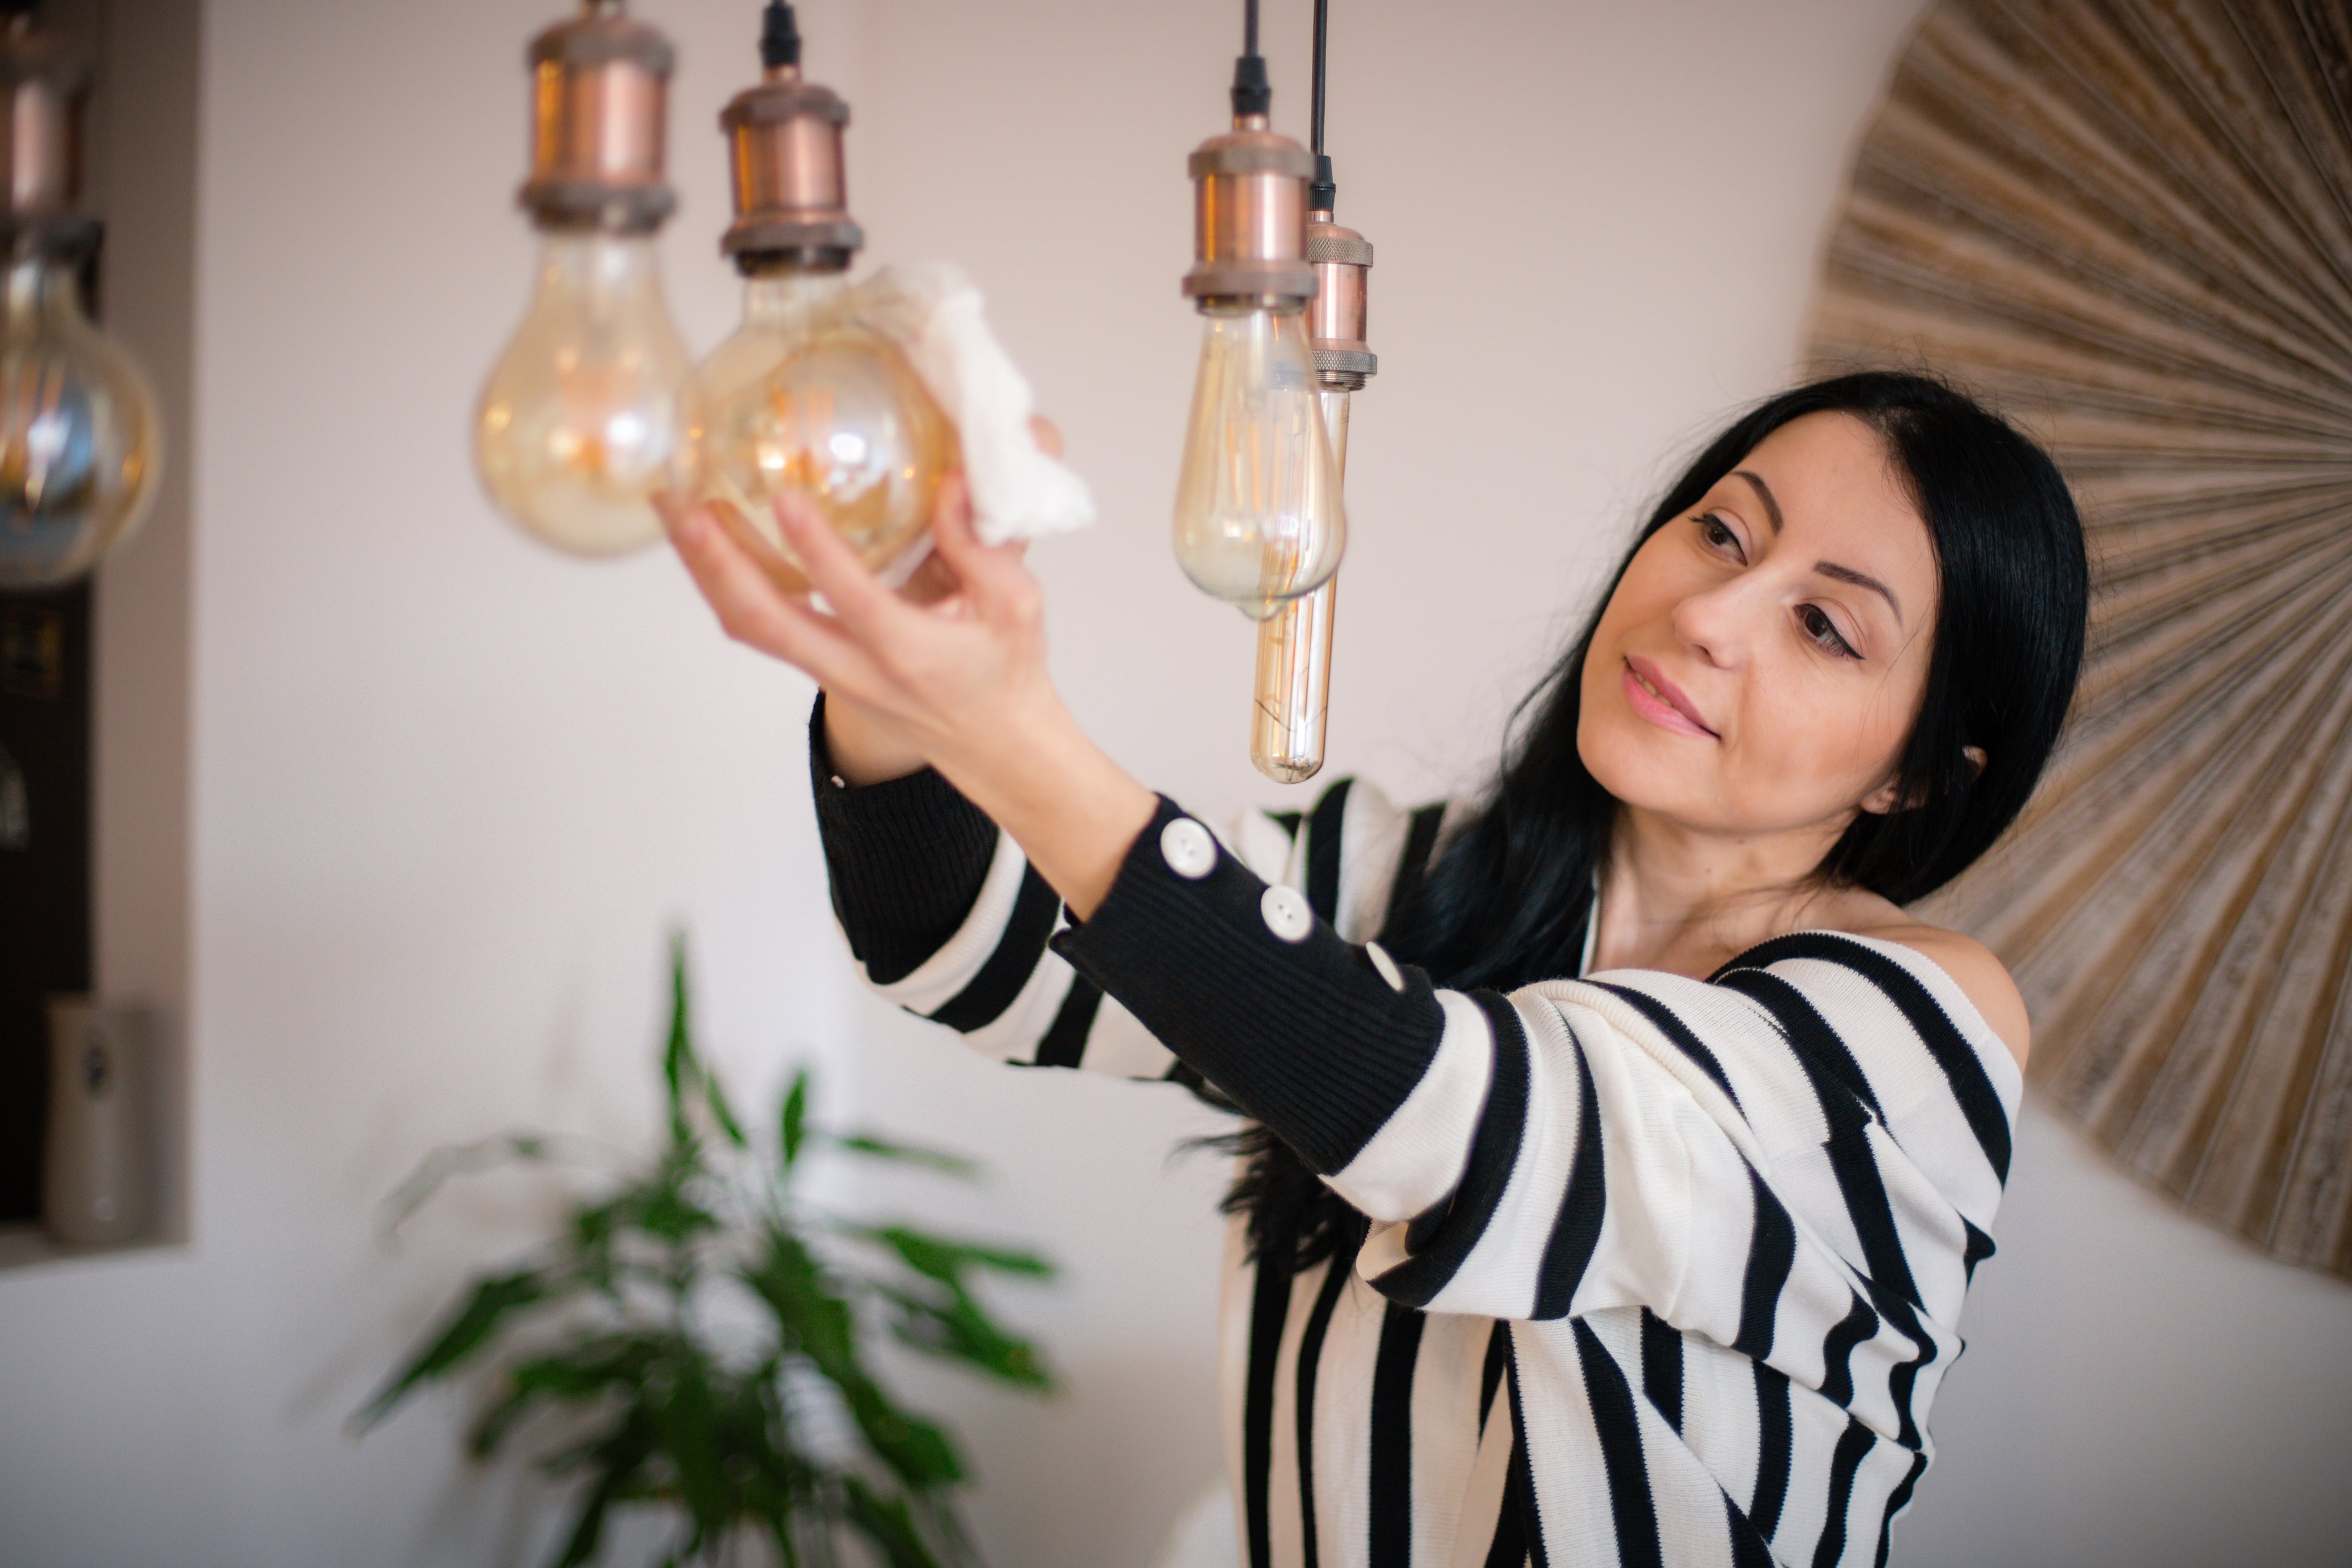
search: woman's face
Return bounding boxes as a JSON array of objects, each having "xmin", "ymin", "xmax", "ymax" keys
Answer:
[{"xmin": 1579, "ymin": 411, "xmax": 1940, "ymax": 845}]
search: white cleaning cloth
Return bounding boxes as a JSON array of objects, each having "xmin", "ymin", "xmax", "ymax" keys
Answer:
[{"xmin": 850, "ymin": 262, "xmax": 1096, "ymax": 546}]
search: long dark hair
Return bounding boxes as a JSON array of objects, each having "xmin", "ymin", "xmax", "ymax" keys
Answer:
[{"xmin": 1225, "ymin": 370, "xmax": 2091, "ymax": 1270}]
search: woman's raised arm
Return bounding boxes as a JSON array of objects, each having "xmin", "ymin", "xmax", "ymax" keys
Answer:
[{"xmin": 659, "ymin": 462, "xmax": 1157, "ymax": 919}]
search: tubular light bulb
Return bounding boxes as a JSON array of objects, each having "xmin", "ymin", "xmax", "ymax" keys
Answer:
[
  {"xmin": 1248, "ymin": 157, "xmax": 1375, "ymax": 784},
  {"xmin": 474, "ymin": 232, "xmax": 694, "ymax": 556},
  {"xmin": 1172, "ymin": 303, "xmax": 1345, "ymax": 620},
  {"xmin": 0, "ymin": 255, "xmax": 161, "ymax": 589},
  {"xmin": 693, "ymin": 271, "xmax": 955, "ymax": 589},
  {"xmin": 1249, "ymin": 387, "xmax": 1349, "ymax": 780}
]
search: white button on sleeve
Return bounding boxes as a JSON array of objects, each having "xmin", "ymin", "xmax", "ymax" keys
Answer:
[
  {"xmin": 1365, "ymin": 941, "xmax": 1406, "ymax": 991},
  {"xmin": 1260, "ymin": 884, "xmax": 1314, "ymax": 943},
  {"xmin": 1160, "ymin": 817, "xmax": 1217, "ymax": 879}
]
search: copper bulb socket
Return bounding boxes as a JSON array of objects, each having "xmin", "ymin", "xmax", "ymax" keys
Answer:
[
  {"xmin": 0, "ymin": 10, "xmax": 93, "ymax": 259},
  {"xmin": 518, "ymin": 0, "xmax": 676, "ymax": 233},
  {"xmin": 1307, "ymin": 215, "xmax": 1375, "ymax": 390},
  {"xmin": 1184, "ymin": 115, "xmax": 1317, "ymax": 307},
  {"xmin": 721, "ymin": 64, "xmax": 862, "ymax": 271}
]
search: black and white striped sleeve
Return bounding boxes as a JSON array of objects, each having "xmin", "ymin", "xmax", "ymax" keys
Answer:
[
  {"xmin": 806, "ymin": 700, "xmax": 1179, "ymax": 1076},
  {"xmin": 1052, "ymin": 796, "xmax": 2021, "ymax": 1352}
]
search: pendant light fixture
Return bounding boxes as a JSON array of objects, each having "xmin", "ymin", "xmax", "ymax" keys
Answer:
[
  {"xmin": 689, "ymin": 1, "xmax": 957, "ymax": 591},
  {"xmin": 1170, "ymin": 0, "xmax": 1347, "ymax": 621},
  {"xmin": 0, "ymin": 0, "xmax": 163, "ymax": 591},
  {"xmin": 474, "ymin": 0, "xmax": 696, "ymax": 557},
  {"xmin": 1249, "ymin": 0, "xmax": 1375, "ymax": 783}
]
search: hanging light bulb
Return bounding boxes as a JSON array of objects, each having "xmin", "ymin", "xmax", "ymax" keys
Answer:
[
  {"xmin": 474, "ymin": 0, "xmax": 695, "ymax": 557},
  {"xmin": 1171, "ymin": 1, "xmax": 1344, "ymax": 621},
  {"xmin": 0, "ymin": 0, "xmax": 162, "ymax": 592},
  {"xmin": 688, "ymin": 1, "xmax": 956, "ymax": 592},
  {"xmin": 1250, "ymin": 0, "xmax": 1376, "ymax": 784}
]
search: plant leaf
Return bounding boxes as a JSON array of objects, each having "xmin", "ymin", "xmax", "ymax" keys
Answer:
[
  {"xmin": 741, "ymin": 1226, "xmax": 964, "ymax": 1488},
  {"xmin": 468, "ymin": 1337, "xmax": 665, "ymax": 1457},
  {"xmin": 377, "ymin": 1133, "xmax": 554, "ymax": 1234},
  {"xmin": 664, "ymin": 932, "xmax": 695, "ymax": 1149},
  {"xmin": 850, "ymin": 1223, "xmax": 1056, "ymax": 1284},
  {"xmin": 839, "ymin": 1474, "xmax": 946, "ymax": 1568},
  {"xmin": 353, "ymin": 1267, "xmax": 557, "ymax": 1430},
  {"xmin": 875, "ymin": 1286, "xmax": 1055, "ymax": 1391},
  {"xmin": 649, "ymin": 1350, "xmax": 731, "ymax": 1549},
  {"xmin": 780, "ymin": 1070, "xmax": 810, "ymax": 1171},
  {"xmin": 827, "ymin": 1133, "xmax": 979, "ymax": 1178},
  {"xmin": 705, "ymin": 1071, "xmax": 748, "ymax": 1150},
  {"xmin": 548, "ymin": 1408, "xmax": 656, "ymax": 1568}
]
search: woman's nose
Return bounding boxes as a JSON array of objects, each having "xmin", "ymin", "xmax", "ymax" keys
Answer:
[{"xmin": 1670, "ymin": 575, "xmax": 1760, "ymax": 668}]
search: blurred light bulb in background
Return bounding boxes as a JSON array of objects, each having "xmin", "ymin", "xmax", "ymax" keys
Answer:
[
  {"xmin": 474, "ymin": 232, "xmax": 694, "ymax": 556},
  {"xmin": 0, "ymin": 3, "xmax": 163, "ymax": 590},
  {"xmin": 690, "ymin": 6, "xmax": 956, "ymax": 590},
  {"xmin": 474, "ymin": 0, "xmax": 689, "ymax": 558},
  {"xmin": 0, "ymin": 254, "xmax": 161, "ymax": 589},
  {"xmin": 1171, "ymin": 303, "xmax": 1344, "ymax": 619}
]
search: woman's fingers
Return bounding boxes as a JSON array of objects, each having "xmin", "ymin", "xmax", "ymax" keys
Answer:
[
  {"xmin": 1029, "ymin": 414, "xmax": 1064, "ymax": 459},
  {"xmin": 928, "ymin": 474, "xmax": 1041, "ymax": 625},
  {"xmin": 666, "ymin": 495, "xmax": 891, "ymax": 696},
  {"xmin": 769, "ymin": 489, "xmax": 917, "ymax": 644},
  {"xmin": 705, "ymin": 496, "xmax": 812, "ymax": 598},
  {"xmin": 896, "ymin": 549, "xmax": 962, "ymax": 608}
]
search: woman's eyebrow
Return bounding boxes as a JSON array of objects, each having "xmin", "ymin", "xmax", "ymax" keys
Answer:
[
  {"xmin": 1817, "ymin": 561, "xmax": 1903, "ymax": 625},
  {"xmin": 1732, "ymin": 470, "xmax": 1783, "ymax": 534}
]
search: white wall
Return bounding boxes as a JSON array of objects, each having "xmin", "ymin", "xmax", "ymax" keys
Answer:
[{"xmin": 1, "ymin": 1, "xmax": 2349, "ymax": 1566}]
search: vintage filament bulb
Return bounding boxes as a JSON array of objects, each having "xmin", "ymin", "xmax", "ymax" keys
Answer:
[
  {"xmin": 689, "ymin": 2, "xmax": 955, "ymax": 591},
  {"xmin": 474, "ymin": 0, "xmax": 695, "ymax": 557},
  {"xmin": 0, "ymin": 3, "xmax": 161, "ymax": 590},
  {"xmin": 1249, "ymin": 0, "xmax": 1378, "ymax": 783},
  {"xmin": 1171, "ymin": 29, "xmax": 1344, "ymax": 621}
]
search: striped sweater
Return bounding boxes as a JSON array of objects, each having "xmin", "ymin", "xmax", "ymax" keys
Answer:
[{"xmin": 810, "ymin": 716, "xmax": 2021, "ymax": 1568}]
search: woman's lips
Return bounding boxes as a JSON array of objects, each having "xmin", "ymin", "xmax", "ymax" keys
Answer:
[{"xmin": 1622, "ymin": 657, "xmax": 1717, "ymax": 740}]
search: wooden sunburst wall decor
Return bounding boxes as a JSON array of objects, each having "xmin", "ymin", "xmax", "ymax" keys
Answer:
[{"xmin": 1808, "ymin": 0, "xmax": 2352, "ymax": 1276}]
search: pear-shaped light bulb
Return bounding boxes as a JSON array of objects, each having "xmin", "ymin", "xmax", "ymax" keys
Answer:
[
  {"xmin": 473, "ymin": 232, "xmax": 695, "ymax": 556},
  {"xmin": 691, "ymin": 10, "xmax": 958, "ymax": 589},
  {"xmin": 0, "ymin": 255, "xmax": 163, "ymax": 589},
  {"xmin": 1171, "ymin": 302, "xmax": 1345, "ymax": 620}
]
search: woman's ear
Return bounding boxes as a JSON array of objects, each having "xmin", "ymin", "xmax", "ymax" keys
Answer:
[{"xmin": 1862, "ymin": 746, "xmax": 1988, "ymax": 817}]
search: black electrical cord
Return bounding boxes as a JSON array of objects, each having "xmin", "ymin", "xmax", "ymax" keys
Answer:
[
  {"xmin": 1232, "ymin": 0, "xmax": 1271, "ymax": 118},
  {"xmin": 1311, "ymin": 0, "xmax": 1328, "ymax": 154},
  {"xmin": 1309, "ymin": 0, "xmax": 1338, "ymax": 213},
  {"xmin": 761, "ymin": 0, "xmax": 801, "ymax": 71}
]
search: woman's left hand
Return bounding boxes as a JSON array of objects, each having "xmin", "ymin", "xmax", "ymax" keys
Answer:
[
  {"xmin": 661, "ymin": 471, "xmax": 1054, "ymax": 781},
  {"xmin": 656, "ymin": 455, "xmax": 1158, "ymax": 919}
]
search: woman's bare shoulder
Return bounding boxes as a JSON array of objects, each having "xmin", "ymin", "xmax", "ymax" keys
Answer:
[{"xmin": 1828, "ymin": 894, "xmax": 2030, "ymax": 1069}]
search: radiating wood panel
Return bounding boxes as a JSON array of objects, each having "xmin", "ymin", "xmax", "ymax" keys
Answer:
[{"xmin": 1807, "ymin": 0, "xmax": 2352, "ymax": 1274}]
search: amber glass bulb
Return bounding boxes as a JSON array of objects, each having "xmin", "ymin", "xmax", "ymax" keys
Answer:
[
  {"xmin": 474, "ymin": 232, "xmax": 697, "ymax": 557},
  {"xmin": 1249, "ymin": 388, "xmax": 1350, "ymax": 782},
  {"xmin": 690, "ymin": 270, "xmax": 958, "ymax": 589},
  {"xmin": 1170, "ymin": 303, "xmax": 1345, "ymax": 620},
  {"xmin": 0, "ymin": 257, "xmax": 163, "ymax": 589}
]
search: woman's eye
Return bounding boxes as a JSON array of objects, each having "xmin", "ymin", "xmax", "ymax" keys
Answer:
[
  {"xmin": 1800, "ymin": 605, "xmax": 1859, "ymax": 659},
  {"xmin": 1697, "ymin": 512, "xmax": 1744, "ymax": 559}
]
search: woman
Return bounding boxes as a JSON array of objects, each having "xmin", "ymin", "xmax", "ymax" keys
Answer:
[{"xmin": 660, "ymin": 371, "xmax": 2090, "ymax": 1567}]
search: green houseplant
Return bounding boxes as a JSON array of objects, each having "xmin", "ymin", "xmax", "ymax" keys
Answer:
[{"xmin": 357, "ymin": 940, "xmax": 1056, "ymax": 1568}]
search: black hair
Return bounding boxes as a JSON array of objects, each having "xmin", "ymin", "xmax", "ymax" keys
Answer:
[{"xmin": 1226, "ymin": 369, "xmax": 2091, "ymax": 1270}]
